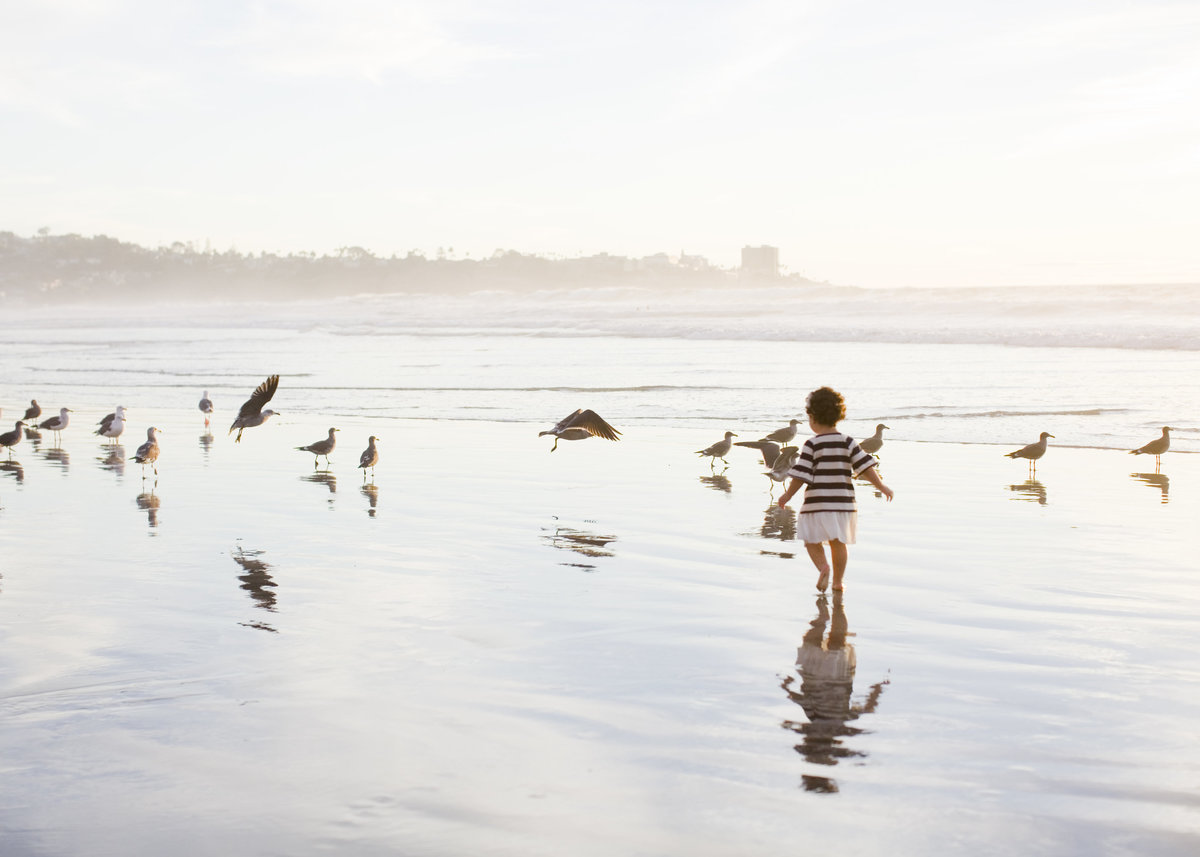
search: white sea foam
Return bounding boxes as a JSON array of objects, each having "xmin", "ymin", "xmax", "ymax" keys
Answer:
[{"xmin": 5, "ymin": 282, "xmax": 1199, "ymax": 350}]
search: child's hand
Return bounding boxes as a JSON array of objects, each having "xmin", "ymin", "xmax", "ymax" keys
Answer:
[
  {"xmin": 880, "ymin": 485, "xmax": 894, "ymax": 501},
  {"xmin": 776, "ymin": 496, "xmax": 789, "ymax": 509}
]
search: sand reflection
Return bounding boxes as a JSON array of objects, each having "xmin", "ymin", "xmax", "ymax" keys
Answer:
[
  {"xmin": 541, "ymin": 519, "xmax": 617, "ymax": 571},
  {"xmin": 1130, "ymin": 472, "xmax": 1169, "ymax": 504},
  {"xmin": 1008, "ymin": 478, "xmax": 1047, "ymax": 505},
  {"xmin": 781, "ymin": 595, "xmax": 888, "ymax": 793},
  {"xmin": 231, "ymin": 546, "xmax": 278, "ymax": 624}
]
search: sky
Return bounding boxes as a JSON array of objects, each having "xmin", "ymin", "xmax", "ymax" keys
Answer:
[{"xmin": 2, "ymin": 0, "xmax": 1198, "ymax": 288}]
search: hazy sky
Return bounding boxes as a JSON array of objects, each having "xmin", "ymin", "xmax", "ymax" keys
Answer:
[{"xmin": 3, "ymin": 0, "xmax": 1198, "ymax": 287}]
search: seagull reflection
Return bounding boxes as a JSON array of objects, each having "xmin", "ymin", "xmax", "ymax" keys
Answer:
[
  {"xmin": 541, "ymin": 518, "xmax": 617, "ymax": 571},
  {"xmin": 1008, "ymin": 479, "xmax": 1047, "ymax": 505},
  {"xmin": 780, "ymin": 595, "xmax": 888, "ymax": 793},
  {"xmin": 199, "ymin": 432, "xmax": 214, "ymax": 459},
  {"xmin": 135, "ymin": 491, "xmax": 160, "ymax": 528},
  {"xmin": 361, "ymin": 482, "xmax": 378, "ymax": 517},
  {"xmin": 753, "ymin": 504, "xmax": 796, "ymax": 558},
  {"xmin": 41, "ymin": 446, "xmax": 70, "ymax": 473},
  {"xmin": 1130, "ymin": 472, "xmax": 1169, "ymax": 505},
  {"xmin": 699, "ymin": 473, "xmax": 732, "ymax": 493},
  {"xmin": 303, "ymin": 469, "xmax": 337, "ymax": 491},
  {"xmin": 98, "ymin": 444, "xmax": 126, "ymax": 476},
  {"xmin": 0, "ymin": 461, "xmax": 24, "ymax": 483},
  {"xmin": 231, "ymin": 546, "xmax": 278, "ymax": 618}
]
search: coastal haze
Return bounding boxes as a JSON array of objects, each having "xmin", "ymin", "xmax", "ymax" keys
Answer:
[{"xmin": 4, "ymin": 1, "xmax": 1200, "ymax": 855}]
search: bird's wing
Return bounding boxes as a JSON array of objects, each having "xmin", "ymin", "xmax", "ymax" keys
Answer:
[
  {"xmin": 734, "ymin": 440, "xmax": 780, "ymax": 464},
  {"xmin": 238, "ymin": 375, "xmax": 279, "ymax": 419},
  {"xmin": 550, "ymin": 409, "xmax": 585, "ymax": 433},
  {"xmin": 571, "ymin": 409, "xmax": 621, "ymax": 441}
]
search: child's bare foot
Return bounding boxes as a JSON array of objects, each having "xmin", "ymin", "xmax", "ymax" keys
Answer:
[{"xmin": 816, "ymin": 567, "xmax": 830, "ymax": 592}]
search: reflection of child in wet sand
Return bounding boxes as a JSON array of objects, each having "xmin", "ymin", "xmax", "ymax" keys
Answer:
[{"xmin": 777, "ymin": 387, "xmax": 893, "ymax": 592}]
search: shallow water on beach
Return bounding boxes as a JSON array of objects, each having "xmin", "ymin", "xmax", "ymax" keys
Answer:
[{"xmin": 2, "ymin": 306, "xmax": 1199, "ymax": 855}]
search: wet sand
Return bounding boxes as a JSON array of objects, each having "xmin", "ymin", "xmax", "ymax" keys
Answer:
[{"xmin": 2, "ymin": 412, "xmax": 1198, "ymax": 855}]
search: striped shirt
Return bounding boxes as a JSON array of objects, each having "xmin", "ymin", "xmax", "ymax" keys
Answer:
[{"xmin": 786, "ymin": 432, "xmax": 878, "ymax": 513}]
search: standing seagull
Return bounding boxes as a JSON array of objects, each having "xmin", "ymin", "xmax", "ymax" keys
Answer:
[
  {"xmin": 696, "ymin": 431, "xmax": 738, "ymax": 465},
  {"xmin": 38, "ymin": 407, "xmax": 72, "ymax": 442},
  {"xmin": 1, "ymin": 421, "xmax": 26, "ymax": 459},
  {"xmin": 763, "ymin": 419, "xmax": 801, "ymax": 444},
  {"xmin": 859, "ymin": 423, "xmax": 889, "ymax": 455},
  {"xmin": 95, "ymin": 406, "xmax": 127, "ymax": 444},
  {"xmin": 358, "ymin": 435, "xmax": 380, "ymax": 481},
  {"xmin": 297, "ymin": 427, "xmax": 339, "ymax": 468},
  {"xmin": 131, "ymin": 426, "xmax": 162, "ymax": 478},
  {"xmin": 1129, "ymin": 426, "xmax": 1171, "ymax": 469},
  {"xmin": 23, "ymin": 400, "xmax": 41, "ymax": 423},
  {"xmin": 229, "ymin": 375, "xmax": 280, "ymax": 442},
  {"xmin": 198, "ymin": 391, "xmax": 214, "ymax": 427},
  {"xmin": 538, "ymin": 409, "xmax": 622, "ymax": 452},
  {"xmin": 1005, "ymin": 431, "xmax": 1054, "ymax": 474}
]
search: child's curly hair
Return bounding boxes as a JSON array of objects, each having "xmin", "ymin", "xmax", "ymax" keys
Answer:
[{"xmin": 805, "ymin": 386, "xmax": 846, "ymax": 427}]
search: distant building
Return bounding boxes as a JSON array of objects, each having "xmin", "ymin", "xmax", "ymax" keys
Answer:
[{"xmin": 741, "ymin": 245, "xmax": 779, "ymax": 278}]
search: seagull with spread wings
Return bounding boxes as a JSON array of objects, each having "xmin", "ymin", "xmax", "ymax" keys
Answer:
[
  {"xmin": 538, "ymin": 409, "xmax": 622, "ymax": 452},
  {"xmin": 229, "ymin": 375, "xmax": 280, "ymax": 442}
]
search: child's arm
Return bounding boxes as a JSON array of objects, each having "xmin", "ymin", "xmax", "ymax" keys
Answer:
[
  {"xmin": 860, "ymin": 466, "xmax": 894, "ymax": 501},
  {"xmin": 777, "ymin": 477, "xmax": 803, "ymax": 508}
]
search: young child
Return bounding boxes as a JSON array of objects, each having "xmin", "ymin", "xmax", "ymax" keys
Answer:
[{"xmin": 777, "ymin": 387, "xmax": 893, "ymax": 592}]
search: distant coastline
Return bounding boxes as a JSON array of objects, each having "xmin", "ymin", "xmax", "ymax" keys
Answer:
[{"xmin": 0, "ymin": 230, "xmax": 820, "ymax": 306}]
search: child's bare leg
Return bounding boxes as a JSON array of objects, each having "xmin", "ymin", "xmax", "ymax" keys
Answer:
[
  {"xmin": 805, "ymin": 543, "xmax": 830, "ymax": 591},
  {"xmin": 828, "ymin": 540, "xmax": 848, "ymax": 591}
]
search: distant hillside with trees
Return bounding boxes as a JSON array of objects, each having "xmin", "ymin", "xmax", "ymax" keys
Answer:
[{"xmin": 0, "ymin": 230, "xmax": 806, "ymax": 306}]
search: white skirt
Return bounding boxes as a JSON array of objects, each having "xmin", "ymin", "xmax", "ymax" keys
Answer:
[{"xmin": 797, "ymin": 511, "xmax": 858, "ymax": 545}]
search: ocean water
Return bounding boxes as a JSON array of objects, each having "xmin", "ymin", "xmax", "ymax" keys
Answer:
[{"xmin": 1, "ymin": 285, "xmax": 1199, "ymax": 855}]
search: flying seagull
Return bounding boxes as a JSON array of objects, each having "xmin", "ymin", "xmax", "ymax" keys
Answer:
[
  {"xmin": 229, "ymin": 375, "xmax": 280, "ymax": 442},
  {"xmin": 696, "ymin": 431, "xmax": 738, "ymax": 465},
  {"xmin": 538, "ymin": 409, "xmax": 622, "ymax": 452},
  {"xmin": 735, "ymin": 439, "xmax": 799, "ymax": 485},
  {"xmin": 297, "ymin": 427, "xmax": 339, "ymax": 468},
  {"xmin": 1005, "ymin": 431, "xmax": 1054, "ymax": 474},
  {"xmin": 1129, "ymin": 426, "xmax": 1171, "ymax": 468}
]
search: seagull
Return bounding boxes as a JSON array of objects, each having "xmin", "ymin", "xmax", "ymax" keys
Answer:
[
  {"xmin": 358, "ymin": 435, "xmax": 379, "ymax": 480},
  {"xmin": 229, "ymin": 375, "xmax": 280, "ymax": 442},
  {"xmin": 95, "ymin": 406, "xmax": 127, "ymax": 444},
  {"xmin": 762, "ymin": 419, "xmax": 801, "ymax": 444},
  {"xmin": 1005, "ymin": 431, "xmax": 1054, "ymax": 473},
  {"xmin": 2, "ymin": 420, "xmax": 26, "ymax": 458},
  {"xmin": 199, "ymin": 391, "xmax": 214, "ymax": 426},
  {"xmin": 538, "ymin": 409, "xmax": 622, "ymax": 452},
  {"xmin": 1129, "ymin": 426, "xmax": 1171, "ymax": 468},
  {"xmin": 131, "ymin": 426, "xmax": 162, "ymax": 477},
  {"xmin": 859, "ymin": 423, "xmax": 889, "ymax": 455},
  {"xmin": 737, "ymin": 440, "xmax": 799, "ymax": 486},
  {"xmin": 697, "ymin": 431, "xmax": 738, "ymax": 465},
  {"xmin": 297, "ymin": 427, "xmax": 338, "ymax": 468},
  {"xmin": 23, "ymin": 400, "xmax": 41, "ymax": 423},
  {"xmin": 38, "ymin": 407, "xmax": 72, "ymax": 441}
]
